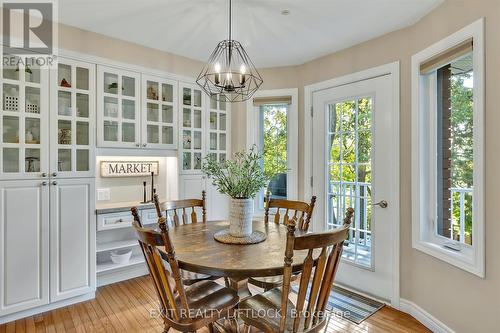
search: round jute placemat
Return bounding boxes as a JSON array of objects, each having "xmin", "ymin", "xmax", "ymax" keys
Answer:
[{"xmin": 213, "ymin": 229, "xmax": 267, "ymax": 245}]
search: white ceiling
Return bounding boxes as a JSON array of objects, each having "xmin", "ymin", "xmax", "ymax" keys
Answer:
[{"xmin": 58, "ymin": 0, "xmax": 443, "ymax": 68}]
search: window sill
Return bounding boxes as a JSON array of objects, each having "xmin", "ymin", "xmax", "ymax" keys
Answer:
[{"xmin": 413, "ymin": 239, "xmax": 484, "ymax": 278}]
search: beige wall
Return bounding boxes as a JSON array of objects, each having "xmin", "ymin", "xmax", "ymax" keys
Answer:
[{"xmin": 53, "ymin": 1, "xmax": 500, "ymax": 331}]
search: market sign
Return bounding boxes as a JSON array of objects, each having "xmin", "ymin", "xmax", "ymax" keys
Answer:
[{"xmin": 100, "ymin": 161, "xmax": 159, "ymax": 178}]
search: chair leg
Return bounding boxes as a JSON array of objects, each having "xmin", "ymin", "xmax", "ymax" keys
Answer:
[
  {"xmin": 242, "ymin": 323, "xmax": 251, "ymax": 333},
  {"xmin": 207, "ymin": 322, "xmax": 215, "ymax": 333},
  {"xmin": 224, "ymin": 277, "xmax": 230, "ymax": 288},
  {"xmin": 163, "ymin": 323, "xmax": 170, "ymax": 333}
]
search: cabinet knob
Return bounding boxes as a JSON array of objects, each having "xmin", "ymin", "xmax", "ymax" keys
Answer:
[
  {"xmin": 142, "ymin": 143, "xmax": 147, "ymax": 147},
  {"xmin": 41, "ymin": 173, "xmax": 47, "ymax": 177},
  {"xmin": 135, "ymin": 143, "xmax": 140, "ymax": 147},
  {"xmin": 51, "ymin": 181, "xmax": 57, "ymax": 186},
  {"xmin": 41, "ymin": 181, "xmax": 48, "ymax": 186},
  {"xmin": 52, "ymin": 172, "xmax": 57, "ymax": 177}
]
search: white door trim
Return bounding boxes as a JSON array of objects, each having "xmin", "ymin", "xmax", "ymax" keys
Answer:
[
  {"xmin": 304, "ymin": 62, "xmax": 400, "ymax": 308},
  {"xmin": 245, "ymin": 88, "xmax": 299, "ymax": 202}
]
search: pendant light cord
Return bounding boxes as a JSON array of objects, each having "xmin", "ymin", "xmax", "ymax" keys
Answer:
[{"xmin": 228, "ymin": 0, "xmax": 232, "ymax": 41}]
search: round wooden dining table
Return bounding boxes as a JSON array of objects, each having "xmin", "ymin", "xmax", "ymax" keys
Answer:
[{"xmin": 166, "ymin": 219, "xmax": 311, "ymax": 298}]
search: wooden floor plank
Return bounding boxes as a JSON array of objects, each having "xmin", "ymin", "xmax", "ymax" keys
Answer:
[{"xmin": 0, "ymin": 275, "xmax": 430, "ymax": 332}]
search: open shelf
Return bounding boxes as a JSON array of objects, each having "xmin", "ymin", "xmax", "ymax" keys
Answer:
[
  {"xmin": 96, "ymin": 239, "xmax": 139, "ymax": 253},
  {"xmin": 97, "ymin": 254, "xmax": 145, "ymax": 274}
]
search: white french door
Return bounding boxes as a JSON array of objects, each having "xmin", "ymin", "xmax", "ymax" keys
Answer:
[{"xmin": 312, "ymin": 74, "xmax": 398, "ymax": 303}]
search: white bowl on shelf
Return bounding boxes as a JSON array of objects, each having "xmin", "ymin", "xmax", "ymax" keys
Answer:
[{"xmin": 110, "ymin": 249, "xmax": 133, "ymax": 265}]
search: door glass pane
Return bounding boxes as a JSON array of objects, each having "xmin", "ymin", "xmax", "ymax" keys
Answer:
[
  {"xmin": 147, "ymin": 103, "xmax": 159, "ymax": 122},
  {"xmin": 103, "ymin": 120, "xmax": 118, "ymax": 141},
  {"xmin": 147, "ymin": 125, "xmax": 159, "ymax": 143},
  {"xmin": 58, "ymin": 91, "xmax": 72, "ymax": 116},
  {"xmin": 58, "ymin": 120, "xmax": 72, "ymax": 144},
  {"xmin": 162, "ymin": 83, "xmax": 173, "ymax": 102},
  {"xmin": 183, "ymin": 109, "xmax": 191, "ymax": 127},
  {"xmin": 210, "ymin": 112, "xmax": 217, "ymax": 130},
  {"xmin": 193, "ymin": 110, "xmax": 202, "ymax": 128},
  {"xmin": 193, "ymin": 131, "xmax": 202, "ymax": 149},
  {"xmin": 58, "ymin": 149, "xmax": 71, "ymax": 171},
  {"xmin": 327, "ymin": 98, "xmax": 373, "ymax": 268},
  {"xmin": 122, "ymin": 99, "xmax": 135, "ymax": 120},
  {"xmin": 122, "ymin": 76, "xmax": 135, "ymax": 97},
  {"xmin": 3, "ymin": 116, "xmax": 19, "ymax": 143},
  {"xmin": 104, "ymin": 97, "xmax": 118, "ymax": 118},
  {"xmin": 104, "ymin": 73, "xmax": 118, "ymax": 94},
  {"xmin": 122, "ymin": 122, "xmax": 135, "ymax": 142},
  {"xmin": 76, "ymin": 93, "xmax": 89, "ymax": 118},
  {"xmin": 25, "ymin": 87, "xmax": 40, "ymax": 114},
  {"xmin": 25, "ymin": 58, "xmax": 41, "ymax": 83},
  {"xmin": 183, "ymin": 130, "xmax": 191, "ymax": 149},
  {"xmin": 183, "ymin": 152, "xmax": 191, "ymax": 170},
  {"xmin": 210, "ymin": 133, "xmax": 217, "ymax": 150},
  {"xmin": 220, "ymin": 98, "xmax": 226, "ymax": 111},
  {"xmin": 76, "ymin": 67, "xmax": 89, "ymax": 90},
  {"xmin": 2, "ymin": 55, "xmax": 19, "ymax": 80},
  {"xmin": 25, "ymin": 118, "xmax": 40, "ymax": 144},
  {"xmin": 3, "ymin": 148, "xmax": 19, "ymax": 172},
  {"xmin": 162, "ymin": 126, "xmax": 173, "ymax": 144},
  {"xmin": 146, "ymin": 81, "xmax": 159, "ymax": 100},
  {"xmin": 219, "ymin": 133, "xmax": 226, "ymax": 150},
  {"xmin": 162, "ymin": 105, "xmax": 173, "ymax": 123},
  {"xmin": 210, "ymin": 97, "xmax": 217, "ymax": 109},
  {"xmin": 76, "ymin": 121, "xmax": 89, "ymax": 145},
  {"xmin": 76, "ymin": 149, "xmax": 89, "ymax": 171},
  {"xmin": 219, "ymin": 113, "xmax": 226, "ymax": 130},
  {"xmin": 58, "ymin": 64, "xmax": 72, "ymax": 87},
  {"xmin": 194, "ymin": 90, "xmax": 202, "ymax": 107},
  {"xmin": 220, "ymin": 153, "xmax": 226, "ymax": 164},
  {"xmin": 3, "ymin": 84, "xmax": 19, "ymax": 112},
  {"xmin": 25, "ymin": 148, "xmax": 40, "ymax": 172},
  {"xmin": 194, "ymin": 153, "xmax": 202, "ymax": 169},
  {"xmin": 183, "ymin": 88, "xmax": 191, "ymax": 105}
]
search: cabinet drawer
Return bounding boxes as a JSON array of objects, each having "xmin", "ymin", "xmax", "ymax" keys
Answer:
[
  {"xmin": 141, "ymin": 209, "xmax": 162, "ymax": 226},
  {"xmin": 97, "ymin": 211, "xmax": 134, "ymax": 231}
]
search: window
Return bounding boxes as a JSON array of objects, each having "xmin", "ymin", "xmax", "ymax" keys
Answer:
[
  {"xmin": 411, "ymin": 19, "xmax": 484, "ymax": 277},
  {"xmin": 246, "ymin": 89, "xmax": 298, "ymax": 213}
]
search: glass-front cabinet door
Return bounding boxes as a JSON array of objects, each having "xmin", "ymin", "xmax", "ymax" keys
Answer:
[
  {"xmin": 208, "ymin": 96, "xmax": 230, "ymax": 164},
  {"xmin": 51, "ymin": 58, "xmax": 95, "ymax": 178},
  {"xmin": 179, "ymin": 83, "xmax": 204, "ymax": 173},
  {"xmin": 97, "ymin": 65, "xmax": 140, "ymax": 148},
  {"xmin": 141, "ymin": 75, "xmax": 177, "ymax": 149},
  {"xmin": 0, "ymin": 54, "xmax": 49, "ymax": 179}
]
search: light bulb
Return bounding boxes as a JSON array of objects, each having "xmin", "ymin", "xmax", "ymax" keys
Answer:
[
  {"xmin": 214, "ymin": 63, "xmax": 221, "ymax": 73},
  {"xmin": 226, "ymin": 72, "xmax": 232, "ymax": 80},
  {"xmin": 240, "ymin": 64, "xmax": 246, "ymax": 74}
]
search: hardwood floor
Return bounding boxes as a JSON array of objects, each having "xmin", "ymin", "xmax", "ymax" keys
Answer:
[{"xmin": 0, "ymin": 275, "xmax": 430, "ymax": 332}]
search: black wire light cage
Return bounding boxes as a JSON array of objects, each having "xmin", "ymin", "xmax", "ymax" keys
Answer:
[{"xmin": 196, "ymin": 0, "xmax": 263, "ymax": 103}]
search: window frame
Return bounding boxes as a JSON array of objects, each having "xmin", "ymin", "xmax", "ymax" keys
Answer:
[
  {"xmin": 411, "ymin": 18, "xmax": 485, "ymax": 277},
  {"xmin": 246, "ymin": 88, "xmax": 299, "ymax": 215}
]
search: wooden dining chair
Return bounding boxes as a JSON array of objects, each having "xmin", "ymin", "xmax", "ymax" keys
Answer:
[
  {"xmin": 239, "ymin": 208, "xmax": 354, "ymax": 333},
  {"xmin": 152, "ymin": 193, "xmax": 218, "ymax": 286},
  {"xmin": 133, "ymin": 216, "xmax": 239, "ymax": 333},
  {"xmin": 248, "ymin": 194, "xmax": 317, "ymax": 291}
]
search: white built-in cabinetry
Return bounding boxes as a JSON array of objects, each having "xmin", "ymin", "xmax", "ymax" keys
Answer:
[{"xmin": 0, "ymin": 56, "xmax": 96, "ymax": 321}]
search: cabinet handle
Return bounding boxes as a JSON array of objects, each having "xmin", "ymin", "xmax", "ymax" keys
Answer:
[
  {"xmin": 142, "ymin": 143, "xmax": 147, "ymax": 147},
  {"xmin": 41, "ymin": 173, "xmax": 47, "ymax": 177},
  {"xmin": 52, "ymin": 172, "xmax": 57, "ymax": 177},
  {"xmin": 135, "ymin": 143, "xmax": 140, "ymax": 147},
  {"xmin": 51, "ymin": 181, "xmax": 57, "ymax": 186},
  {"xmin": 41, "ymin": 181, "xmax": 48, "ymax": 186}
]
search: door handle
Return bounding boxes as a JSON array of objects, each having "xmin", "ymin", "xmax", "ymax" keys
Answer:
[{"xmin": 372, "ymin": 200, "xmax": 388, "ymax": 208}]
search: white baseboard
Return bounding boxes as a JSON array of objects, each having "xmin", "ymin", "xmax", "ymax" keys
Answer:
[{"xmin": 399, "ymin": 299, "xmax": 455, "ymax": 333}]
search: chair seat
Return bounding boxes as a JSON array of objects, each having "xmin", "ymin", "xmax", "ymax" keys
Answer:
[
  {"xmin": 174, "ymin": 280, "xmax": 239, "ymax": 326},
  {"xmin": 180, "ymin": 269, "xmax": 217, "ymax": 286},
  {"xmin": 248, "ymin": 273, "xmax": 300, "ymax": 290},
  {"xmin": 239, "ymin": 288, "xmax": 327, "ymax": 333}
]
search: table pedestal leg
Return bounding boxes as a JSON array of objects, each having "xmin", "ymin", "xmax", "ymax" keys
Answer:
[{"xmin": 226, "ymin": 277, "xmax": 252, "ymax": 300}]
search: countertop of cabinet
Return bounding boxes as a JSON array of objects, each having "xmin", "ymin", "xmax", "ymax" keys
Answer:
[{"xmin": 96, "ymin": 201, "xmax": 156, "ymax": 215}]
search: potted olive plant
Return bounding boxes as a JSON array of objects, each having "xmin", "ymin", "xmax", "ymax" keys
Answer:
[{"xmin": 202, "ymin": 146, "xmax": 268, "ymax": 237}]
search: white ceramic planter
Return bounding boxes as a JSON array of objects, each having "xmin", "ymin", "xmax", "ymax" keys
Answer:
[{"xmin": 229, "ymin": 198, "xmax": 254, "ymax": 237}]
